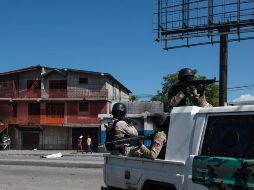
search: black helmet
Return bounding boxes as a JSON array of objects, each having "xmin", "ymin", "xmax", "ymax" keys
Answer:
[
  {"xmin": 178, "ymin": 68, "xmax": 194, "ymax": 81},
  {"xmin": 112, "ymin": 103, "xmax": 127, "ymax": 117}
]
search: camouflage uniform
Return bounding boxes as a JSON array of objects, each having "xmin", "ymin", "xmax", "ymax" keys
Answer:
[
  {"xmin": 109, "ymin": 119, "xmax": 138, "ymax": 155},
  {"xmin": 168, "ymin": 86, "xmax": 212, "ymax": 109},
  {"xmin": 115, "ymin": 120, "xmax": 138, "ymax": 140},
  {"xmin": 125, "ymin": 131, "xmax": 167, "ymax": 160}
]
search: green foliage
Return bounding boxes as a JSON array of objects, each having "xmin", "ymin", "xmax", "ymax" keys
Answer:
[
  {"xmin": 129, "ymin": 94, "xmax": 138, "ymax": 102},
  {"xmin": 151, "ymin": 69, "xmax": 219, "ymax": 111}
]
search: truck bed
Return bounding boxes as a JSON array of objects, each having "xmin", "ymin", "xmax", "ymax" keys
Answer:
[{"xmin": 103, "ymin": 154, "xmax": 186, "ymax": 190}]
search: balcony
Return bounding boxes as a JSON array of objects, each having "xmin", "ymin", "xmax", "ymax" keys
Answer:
[
  {"xmin": 41, "ymin": 116, "xmax": 65, "ymax": 125},
  {"xmin": 0, "ymin": 88, "xmax": 108, "ymax": 100},
  {"xmin": 5, "ymin": 115, "xmax": 100, "ymax": 126},
  {"xmin": 66, "ymin": 115, "xmax": 100, "ymax": 125},
  {"xmin": 18, "ymin": 89, "xmax": 41, "ymax": 98}
]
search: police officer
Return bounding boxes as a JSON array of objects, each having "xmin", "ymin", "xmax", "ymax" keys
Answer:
[
  {"xmin": 168, "ymin": 68, "xmax": 212, "ymax": 109},
  {"xmin": 125, "ymin": 113, "xmax": 169, "ymax": 160},
  {"xmin": 105, "ymin": 102, "xmax": 138, "ymax": 154},
  {"xmin": 133, "ymin": 131, "xmax": 166, "ymax": 160}
]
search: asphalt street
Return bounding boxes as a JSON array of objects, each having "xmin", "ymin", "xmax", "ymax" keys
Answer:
[
  {"xmin": 0, "ymin": 165, "xmax": 104, "ymax": 190},
  {"xmin": 0, "ymin": 150, "xmax": 105, "ymax": 168}
]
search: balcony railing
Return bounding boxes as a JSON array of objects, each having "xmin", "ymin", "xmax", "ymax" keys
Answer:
[
  {"xmin": 0, "ymin": 88, "xmax": 108, "ymax": 99},
  {"xmin": 18, "ymin": 89, "xmax": 41, "ymax": 98},
  {"xmin": 66, "ymin": 116, "xmax": 100, "ymax": 125},
  {"xmin": 41, "ymin": 116, "xmax": 65, "ymax": 125},
  {"xmin": 5, "ymin": 115, "xmax": 100, "ymax": 126}
]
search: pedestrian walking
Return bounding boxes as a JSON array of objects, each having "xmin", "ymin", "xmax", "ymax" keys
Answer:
[
  {"xmin": 77, "ymin": 135, "xmax": 83, "ymax": 153},
  {"xmin": 86, "ymin": 135, "xmax": 93, "ymax": 153}
]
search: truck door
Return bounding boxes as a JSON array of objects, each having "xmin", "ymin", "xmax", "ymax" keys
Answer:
[{"xmin": 192, "ymin": 114, "xmax": 254, "ymax": 190}]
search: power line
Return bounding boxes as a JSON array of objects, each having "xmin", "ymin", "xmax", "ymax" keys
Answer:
[
  {"xmin": 136, "ymin": 84, "xmax": 254, "ymax": 98},
  {"xmin": 227, "ymin": 84, "xmax": 254, "ymax": 91}
]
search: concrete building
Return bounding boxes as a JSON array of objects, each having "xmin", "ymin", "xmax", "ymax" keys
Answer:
[{"xmin": 0, "ymin": 65, "xmax": 131, "ymax": 150}]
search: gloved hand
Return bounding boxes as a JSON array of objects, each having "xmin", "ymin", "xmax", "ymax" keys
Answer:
[
  {"xmin": 197, "ymin": 84, "xmax": 205, "ymax": 96},
  {"xmin": 191, "ymin": 87, "xmax": 200, "ymax": 98}
]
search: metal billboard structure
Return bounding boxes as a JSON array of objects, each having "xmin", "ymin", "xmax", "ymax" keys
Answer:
[{"xmin": 153, "ymin": 0, "xmax": 254, "ymax": 105}]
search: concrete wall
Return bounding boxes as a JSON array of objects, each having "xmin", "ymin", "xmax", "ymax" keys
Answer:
[
  {"xmin": 8, "ymin": 126, "xmax": 22, "ymax": 149},
  {"xmin": 17, "ymin": 102, "xmax": 28, "ymax": 123},
  {"xmin": 18, "ymin": 69, "xmax": 42, "ymax": 92},
  {"xmin": 0, "ymin": 103, "xmax": 14, "ymax": 118},
  {"xmin": 67, "ymin": 72, "xmax": 106, "ymax": 90},
  {"xmin": 42, "ymin": 72, "xmax": 66, "ymax": 98},
  {"xmin": 114, "ymin": 101, "xmax": 164, "ymax": 114},
  {"xmin": 106, "ymin": 79, "xmax": 130, "ymax": 102}
]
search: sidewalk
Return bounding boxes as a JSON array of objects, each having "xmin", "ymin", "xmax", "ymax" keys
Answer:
[
  {"xmin": 0, "ymin": 149, "xmax": 106, "ymax": 168},
  {"xmin": 0, "ymin": 149, "xmax": 105, "ymax": 157}
]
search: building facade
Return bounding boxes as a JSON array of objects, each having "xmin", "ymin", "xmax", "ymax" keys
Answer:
[{"xmin": 0, "ymin": 65, "xmax": 131, "ymax": 150}]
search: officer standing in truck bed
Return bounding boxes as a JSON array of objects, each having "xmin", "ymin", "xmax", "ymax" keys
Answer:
[{"xmin": 168, "ymin": 68, "xmax": 212, "ymax": 109}]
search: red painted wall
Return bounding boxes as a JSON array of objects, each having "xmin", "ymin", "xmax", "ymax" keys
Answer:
[{"xmin": 66, "ymin": 101, "xmax": 107, "ymax": 125}]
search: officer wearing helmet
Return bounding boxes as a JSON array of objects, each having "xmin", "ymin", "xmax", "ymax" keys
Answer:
[
  {"xmin": 168, "ymin": 68, "xmax": 212, "ymax": 109},
  {"xmin": 105, "ymin": 102, "xmax": 138, "ymax": 154}
]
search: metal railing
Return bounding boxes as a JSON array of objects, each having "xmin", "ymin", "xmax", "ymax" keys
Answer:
[
  {"xmin": 5, "ymin": 115, "xmax": 101, "ymax": 126},
  {"xmin": 0, "ymin": 88, "xmax": 108, "ymax": 99}
]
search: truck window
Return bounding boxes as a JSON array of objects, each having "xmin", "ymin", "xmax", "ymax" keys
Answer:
[{"xmin": 201, "ymin": 115, "xmax": 254, "ymax": 159}]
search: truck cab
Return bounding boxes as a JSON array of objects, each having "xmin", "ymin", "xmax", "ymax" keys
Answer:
[{"xmin": 102, "ymin": 105, "xmax": 254, "ymax": 190}]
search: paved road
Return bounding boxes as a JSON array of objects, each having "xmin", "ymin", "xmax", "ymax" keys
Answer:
[
  {"xmin": 0, "ymin": 165, "xmax": 104, "ymax": 190},
  {"xmin": 0, "ymin": 153, "xmax": 104, "ymax": 168},
  {"xmin": 0, "ymin": 154, "xmax": 104, "ymax": 162}
]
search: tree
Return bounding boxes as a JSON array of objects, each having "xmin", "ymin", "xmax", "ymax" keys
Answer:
[
  {"xmin": 151, "ymin": 70, "xmax": 219, "ymax": 111},
  {"xmin": 129, "ymin": 94, "xmax": 138, "ymax": 102}
]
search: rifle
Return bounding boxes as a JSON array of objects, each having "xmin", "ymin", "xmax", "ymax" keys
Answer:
[
  {"xmin": 105, "ymin": 134, "xmax": 154, "ymax": 145},
  {"xmin": 104, "ymin": 117, "xmax": 138, "ymax": 129},
  {"xmin": 172, "ymin": 78, "xmax": 218, "ymax": 95}
]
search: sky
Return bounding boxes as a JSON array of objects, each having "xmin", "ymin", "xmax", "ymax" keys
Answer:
[{"xmin": 0, "ymin": 0, "xmax": 253, "ymax": 102}]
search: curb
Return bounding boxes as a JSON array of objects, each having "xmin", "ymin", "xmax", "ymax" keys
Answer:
[
  {"xmin": 0, "ymin": 159, "xmax": 103, "ymax": 168},
  {"xmin": 0, "ymin": 153, "xmax": 104, "ymax": 157}
]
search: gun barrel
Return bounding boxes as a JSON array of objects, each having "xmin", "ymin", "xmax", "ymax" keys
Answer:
[
  {"xmin": 105, "ymin": 135, "xmax": 153, "ymax": 145},
  {"xmin": 173, "ymin": 78, "xmax": 218, "ymax": 90}
]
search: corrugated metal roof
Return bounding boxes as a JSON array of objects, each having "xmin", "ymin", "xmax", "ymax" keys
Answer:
[
  {"xmin": 0, "ymin": 65, "xmax": 42, "ymax": 76},
  {"xmin": 65, "ymin": 68, "xmax": 132, "ymax": 93},
  {"xmin": 0, "ymin": 65, "xmax": 132, "ymax": 94}
]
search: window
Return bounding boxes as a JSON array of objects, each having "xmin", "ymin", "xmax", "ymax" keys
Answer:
[
  {"xmin": 49, "ymin": 80, "xmax": 67, "ymax": 89},
  {"xmin": 79, "ymin": 102, "xmax": 89, "ymax": 112},
  {"xmin": 46, "ymin": 103, "xmax": 64, "ymax": 117},
  {"xmin": 201, "ymin": 115, "xmax": 254, "ymax": 159},
  {"xmin": 28, "ymin": 103, "xmax": 40, "ymax": 115},
  {"xmin": 27, "ymin": 80, "xmax": 41, "ymax": 90},
  {"xmin": 79, "ymin": 78, "xmax": 88, "ymax": 84}
]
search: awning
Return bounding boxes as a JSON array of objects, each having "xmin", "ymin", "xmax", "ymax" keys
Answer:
[{"xmin": 15, "ymin": 125, "xmax": 43, "ymax": 131}]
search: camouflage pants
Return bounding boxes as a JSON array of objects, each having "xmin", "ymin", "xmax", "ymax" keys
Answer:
[
  {"xmin": 123, "ymin": 145, "xmax": 158, "ymax": 159},
  {"xmin": 122, "ymin": 146, "xmax": 142, "ymax": 157}
]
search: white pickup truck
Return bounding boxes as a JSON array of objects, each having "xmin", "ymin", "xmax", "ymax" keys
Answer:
[{"xmin": 101, "ymin": 105, "xmax": 254, "ymax": 190}]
